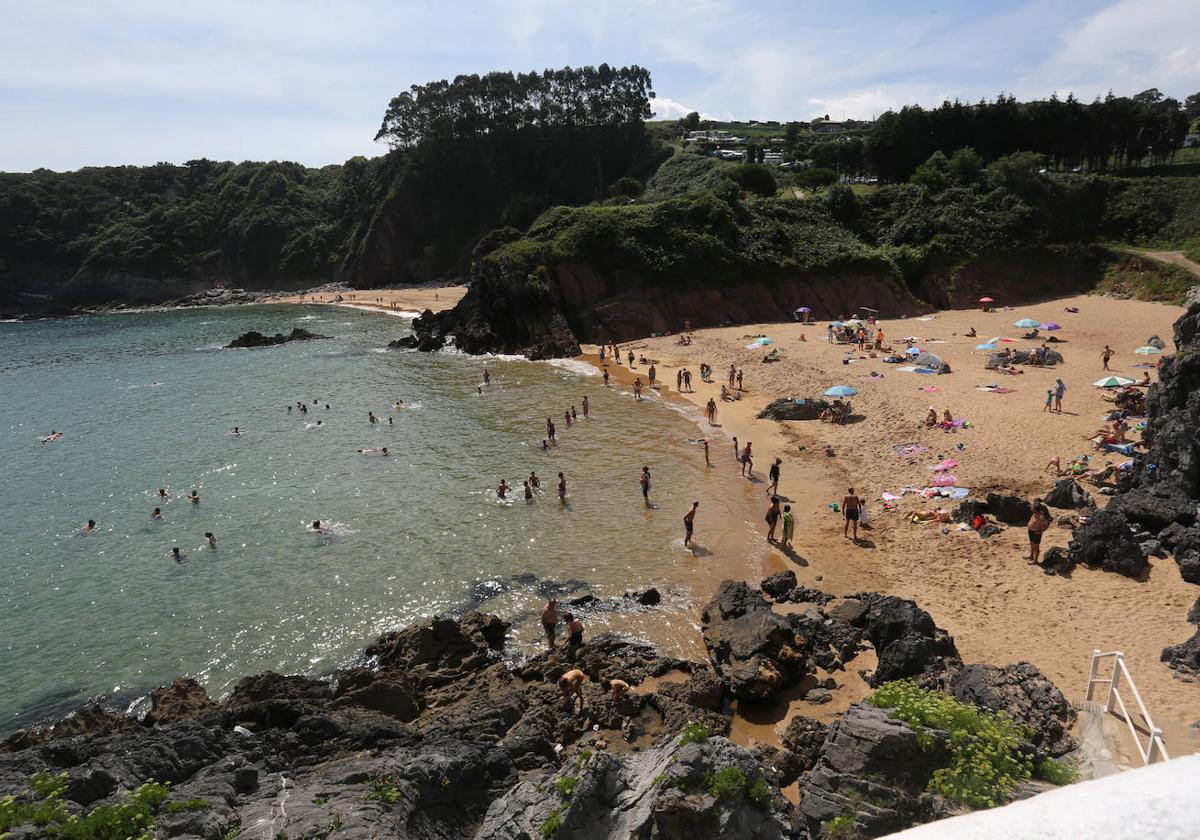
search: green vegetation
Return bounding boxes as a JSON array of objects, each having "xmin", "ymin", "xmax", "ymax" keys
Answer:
[
  {"xmin": 1096, "ymin": 254, "xmax": 1197, "ymax": 305},
  {"xmin": 869, "ymin": 680, "xmax": 1054, "ymax": 809},
  {"xmin": 1035, "ymin": 757, "xmax": 1081, "ymax": 786},
  {"xmin": 823, "ymin": 813, "xmax": 861, "ymax": 840},
  {"xmin": 538, "ymin": 807, "xmax": 565, "ymax": 838},
  {"xmin": 0, "ymin": 771, "xmax": 178, "ymax": 839},
  {"xmin": 747, "ymin": 777, "xmax": 772, "ymax": 808},
  {"xmin": 677, "ymin": 722, "xmax": 710, "ymax": 747},
  {"xmin": 553, "ymin": 776, "xmax": 579, "ymax": 799},
  {"xmin": 364, "ymin": 774, "xmax": 401, "ymax": 805},
  {"xmin": 704, "ymin": 767, "xmax": 747, "ymax": 798}
]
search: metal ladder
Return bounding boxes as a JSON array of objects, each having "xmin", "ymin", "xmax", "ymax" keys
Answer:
[{"xmin": 1085, "ymin": 650, "xmax": 1169, "ymax": 765}]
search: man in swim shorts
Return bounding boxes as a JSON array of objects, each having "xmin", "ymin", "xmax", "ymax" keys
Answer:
[
  {"xmin": 541, "ymin": 598, "xmax": 558, "ymax": 648},
  {"xmin": 684, "ymin": 501, "xmax": 698, "ymax": 547},
  {"xmin": 843, "ymin": 487, "xmax": 861, "ymax": 539},
  {"xmin": 640, "ymin": 466, "xmax": 651, "ymax": 505},
  {"xmin": 559, "ymin": 668, "xmax": 586, "ymax": 712}
]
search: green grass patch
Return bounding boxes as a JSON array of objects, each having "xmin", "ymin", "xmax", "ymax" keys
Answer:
[
  {"xmin": 364, "ymin": 774, "xmax": 400, "ymax": 805},
  {"xmin": 0, "ymin": 771, "xmax": 175, "ymax": 840},
  {"xmin": 554, "ymin": 776, "xmax": 579, "ymax": 799},
  {"xmin": 1096, "ymin": 252, "xmax": 1196, "ymax": 305},
  {"xmin": 677, "ymin": 722, "xmax": 710, "ymax": 747},
  {"xmin": 539, "ymin": 806, "xmax": 564, "ymax": 838},
  {"xmin": 1035, "ymin": 757, "xmax": 1081, "ymax": 786},
  {"xmin": 868, "ymin": 680, "xmax": 1036, "ymax": 809},
  {"xmin": 823, "ymin": 812, "xmax": 860, "ymax": 839},
  {"xmin": 704, "ymin": 767, "xmax": 747, "ymax": 799},
  {"xmin": 163, "ymin": 798, "xmax": 208, "ymax": 813}
]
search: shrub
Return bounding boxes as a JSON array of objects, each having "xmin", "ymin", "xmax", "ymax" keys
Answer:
[
  {"xmin": 869, "ymin": 680, "xmax": 1034, "ymax": 809},
  {"xmin": 677, "ymin": 722, "xmax": 710, "ymax": 747},
  {"xmin": 704, "ymin": 767, "xmax": 747, "ymax": 799},
  {"xmin": 793, "ymin": 167, "xmax": 838, "ymax": 189},
  {"xmin": 729, "ymin": 163, "xmax": 778, "ymax": 197},
  {"xmin": 539, "ymin": 807, "xmax": 564, "ymax": 838},
  {"xmin": 554, "ymin": 776, "xmax": 579, "ymax": 799},
  {"xmin": 747, "ymin": 777, "xmax": 772, "ymax": 809},
  {"xmin": 824, "ymin": 812, "xmax": 860, "ymax": 839},
  {"xmin": 1035, "ymin": 757, "xmax": 1080, "ymax": 786},
  {"xmin": 1, "ymin": 772, "xmax": 173, "ymax": 839}
]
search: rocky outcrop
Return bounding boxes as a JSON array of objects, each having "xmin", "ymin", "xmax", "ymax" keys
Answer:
[
  {"xmin": 941, "ymin": 662, "xmax": 1076, "ymax": 756},
  {"xmin": 225, "ymin": 327, "xmax": 329, "ymax": 348},
  {"xmin": 985, "ymin": 493, "xmax": 1033, "ymax": 526},
  {"xmin": 701, "ymin": 580, "xmax": 812, "ymax": 701},
  {"xmin": 758, "ymin": 398, "xmax": 834, "ymax": 422},
  {"xmin": 854, "ymin": 593, "xmax": 961, "ymax": 686},
  {"xmin": 1044, "ymin": 479, "xmax": 1093, "ymax": 510},
  {"xmin": 1068, "ymin": 509, "xmax": 1149, "ymax": 579},
  {"xmin": 477, "ymin": 735, "xmax": 791, "ymax": 839},
  {"xmin": 142, "ymin": 677, "xmax": 218, "ymax": 726},
  {"xmin": 798, "ymin": 703, "xmax": 947, "ymax": 837}
]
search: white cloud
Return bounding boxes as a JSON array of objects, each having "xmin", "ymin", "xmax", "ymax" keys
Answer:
[{"xmin": 649, "ymin": 97, "xmax": 715, "ymax": 121}]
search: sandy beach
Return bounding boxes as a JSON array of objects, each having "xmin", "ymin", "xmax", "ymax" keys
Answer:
[
  {"xmin": 583, "ymin": 293, "xmax": 1200, "ymax": 753},
  {"xmin": 276, "ymin": 285, "xmax": 467, "ymax": 314}
]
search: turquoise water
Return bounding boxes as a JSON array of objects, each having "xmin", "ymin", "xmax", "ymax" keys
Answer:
[{"xmin": 0, "ymin": 305, "xmax": 757, "ymax": 732}]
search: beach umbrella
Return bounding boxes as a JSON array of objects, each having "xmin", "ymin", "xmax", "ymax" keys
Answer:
[
  {"xmin": 794, "ymin": 306, "xmax": 811, "ymax": 313},
  {"xmin": 1040, "ymin": 322, "xmax": 1062, "ymax": 331},
  {"xmin": 1094, "ymin": 376, "xmax": 1135, "ymax": 388},
  {"xmin": 1014, "ymin": 318, "xmax": 1040, "ymax": 328},
  {"xmin": 830, "ymin": 321, "xmax": 844, "ymax": 328},
  {"xmin": 974, "ymin": 342, "xmax": 998, "ymax": 351},
  {"xmin": 904, "ymin": 346, "xmax": 922, "ymax": 356},
  {"xmin": 824, "ymin": 385, "xmax": 857, "ymax": 397},
  {"xmin": 745, "ymin": 337, "xmax": 775, "ymax": 349},
  {"xmin": 843, "ymin": 318, "xmax": 863, "ymax": 327},
  {"xmin": 1134, "ymin": 345, "xmax": 1162, "ymax": 355},
  {"xmin": 913, "ymin": 352, "xmax": 943, "ymax": 369},
  {"xmin": 979, "ymin": 297, "xmax": 994, "ymax": 303}
]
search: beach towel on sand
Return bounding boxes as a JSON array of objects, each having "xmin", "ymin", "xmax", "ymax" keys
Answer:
[{"xmin": 893, "ymin": 443, "xmax": 928, "ymax": 459}]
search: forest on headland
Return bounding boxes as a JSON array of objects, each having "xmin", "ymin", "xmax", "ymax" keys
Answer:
[{"xmin": 0, "ymin": 64, "xmax": 1198, "ymax": 316}]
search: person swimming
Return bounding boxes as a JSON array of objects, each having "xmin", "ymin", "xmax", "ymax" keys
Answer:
[
  {"xmin": 367, "ymin": 411, "xmax": 377, "ymax": 424},
  {"xmin": 205, "ymin": 532, "xmax": 217, "ymax": 548},
  {"xmin": 152, "ymin": 507, "xmax": 162, "ymax": 520},
  {"xmin": 357, "ymin": 447, "xmax": 389, "ymax": 455},
  {"xmin": 158, "ymin": 488, "xmax": 170, "ymax": 501},
  {"xmin": 497, "ymin": 480, "xmax": 511, "ymax": 499},
  {"xmin": 395, "ymin": 400, "xmax": 405, "ymax": 410},
  {"xmin": 189, "ymin": 490, "xmax": 200, "ymax": 504},
  {"xmin": 81, "ymin": 519, "xmax": 97, "ymax": 533},
  {"xmin": 230, "ymin": 427, "xmax": 241, "ymax": 436},
  {"xmin": 171, "ymin": 546, "xmax": 183, "ymax": 561},
  {"xmin": 312, "ymin": 520, "xmax": 331, "ymax": 535},
  {"xmin": 40, "ymin": 430, "xmax": 63, "ymax": 444}
]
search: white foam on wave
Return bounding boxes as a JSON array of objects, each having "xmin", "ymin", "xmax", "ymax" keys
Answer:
[
  {"xmin": 542, "ymin": 358, "xmax": 600, "ymax": 377},
  {"xmin": 330, "ymin": 303, "xmax": 419, "ymax": 319}
]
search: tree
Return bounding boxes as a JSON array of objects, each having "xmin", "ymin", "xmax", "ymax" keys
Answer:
[
  {"xmin": 784, "ymin": 121, "xmax": 801, "ymax": 158},
  {"xmin": 729, "ymin": 163, "xmax": 777, "ymax": 196},
  {"xmin": 910, "ymin": 150, "xmax": 949, "ymax": 191},
  {"xmin": 1186, "ymin": 92, "xmax": 1200, "ymax": 121},
  {"xmin": 946, "ymin": 147, "xmax": 984, "ymax": 186},
  {"xmin": 682, "ymin": 111, "xmax": 701, "ymax": 131}
]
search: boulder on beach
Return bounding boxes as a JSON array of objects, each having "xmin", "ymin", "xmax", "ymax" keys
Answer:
[
  {"xmin": 1068, "ymin": 509, "xmax": 1148, "ymax": 578},
  {"xmin": 757, "ymin": 397, "xmax": 833, "ymax": 421},
  {"xmin": 1044, "ymin": 478, "xmax": 1093, "ymax": 510},
  {"xmin": 225, "ymin": 327, "xmax": 329, "ymax": 348},
  {"xmin": 985, "ymin": 492, "xmax": 1032, "ymax": 526}
]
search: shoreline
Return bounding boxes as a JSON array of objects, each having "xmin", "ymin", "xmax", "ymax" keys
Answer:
[{"xmin": 580, "ymin": 292, "xmax": 1200, "ymax": 754}]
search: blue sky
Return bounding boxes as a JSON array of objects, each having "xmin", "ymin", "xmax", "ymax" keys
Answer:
[{"xmin": 1, "ymin": 0, "xmax": 1196, "ymax": 171}]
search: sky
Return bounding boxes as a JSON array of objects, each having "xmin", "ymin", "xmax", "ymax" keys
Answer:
[{"xmin": 1, "ymin": 0, "xmax": 1197, "ymax": 172}]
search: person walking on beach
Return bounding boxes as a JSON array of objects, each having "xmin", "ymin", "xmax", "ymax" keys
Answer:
[
  {"xmin": 1043, "ymin": 389, "xmax": 1054, "ymax": 413},
  {"xmin": 741, "ymin": 441, "xmax": 753, "ymax": 477},
  {"xmin": 1054, "ymin": 379, "xmax": 1066, "ymax": 413},
  {"xmin": 765, "ymin": 496, "xmax": 782, "ymax": 542},
  {"xmin": 1027, "ymin": 499, "xmax": 1052, "ymax": 565},
  {"xmin": 541, "ymin": 598, "xmax": 559, "ymax": 648},
  {"xmin": 781, "ymin": 504, "xmax": 795, "ymax": 549},
  {"xmin": 558, "ymin": 472, "xmax": 567, "ymax": 505},
  {"xmin": 843, "ymin": 488, "xmax": 862, "ymax": 539},
  {"xmin": 633, "ymin": 377, "xmax": 643, "ymax": 400},
  {"xmin": 684, "ymin": 501, "xmax": 698, "ymax": 547},
  {"xmin": 582, "ymin": 396, "xmax": 589, "ymax": 418},
  {"xmin": 706, "ymin": 398, "xmax": 717, "ymax": 424},
  {"xmin": 767, "ymin": 458, "xmax": 781, "ymax": 495},
  {"xmin": 648, "ymin": 364, "xmax": 656, "ymax": 388},
  {"xmin": 1102, "ymin": 345, "xmax": 1113, "ymax": 370}
]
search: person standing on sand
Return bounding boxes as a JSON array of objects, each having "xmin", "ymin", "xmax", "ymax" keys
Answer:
[
  {"xmin": 684, "ymin": 501, "xmax": 698, "ymax": 546},
  {"xmin": 582, "ymin": 396, "xmax": 589, "ymax": 418},
  {"xmin": 765, "ymin": 496, "xmax": 782, "ymax": 542},
  {"xmin": 706, "ymin": 398, "xmax": 717, "ymax": 424},
  {"xmin": 827, "ymin": 324, "xmax": 834, "ymax": 343},
  {"xmin": 640, "ymin": 466, "xmax": 652, "ymax": 505},
  {"xmin": 843, "ymin": 488, "xmax": 862, "ymax": 539},
  {"xmin": 767, "ymin": 458, "xmax": 782, "ymax": 495},
  {"xmin": 1102, "ymin": 345, "xmax": 1113, "ymax": 370},
  {"xmin": 541, "ymin": 598, "xmax": 559, "ymax": 648},
  {"xmin": 628, "ymin": 350, "xmax": 635, "ymax": 368},
  {"xmin": 648, "ymin": 364, "xmax": 657, "ymax": 388},
  {"xmin": 1027, "ymin": 499, "xmax": 1052, "ymax": 565},
  {"xmin": 741, "ymin": 441, "xmax": 753, "ymax": 477},
  {"xmin": 599, "ymin": 346, "xmax": 606, "ymax": 363},
  {"xmin": 1054, "ymin": 379, "xmax": 1066, "ymax": 413},
  {"xmin": 684, "ymin": 369, "xmax": 692, "ymax": 392},
  {"xmin": 729, "ymin": 364, "xmax": 737, "ymax": 390},
  {"xmin": 603, "ymin": 368, "xmax": 610, "ymax": 386},
  {"xmin": 677, "ymin": 370, "xmax": 683, "ymax": 392},
  {"xmin": 558, "ymin": 472, "xmax": 567, "ymax": 505},
  {"xmin": 1043, "ymin": 389, "xmax": 1054, "ymax": 413},
  {"xmin": 736, "ymin": 369, "xmax": 744, "ymax": 391},
  {"xmin": 781, "ymin": 504, "xmax": 795, "ymax": 549},
  {"xmin": 732, "ymin": 436, "xmax": 739, "ymax": 462}
]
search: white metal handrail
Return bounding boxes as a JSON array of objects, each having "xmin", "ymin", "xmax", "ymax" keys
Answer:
[{"xmin": 1085, "ymin": 650, "xmax": 1169, "ymax": 765}]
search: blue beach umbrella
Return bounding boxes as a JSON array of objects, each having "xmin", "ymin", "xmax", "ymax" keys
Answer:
[
  {"xmin": 975, "ymin": 342, "xmax": 998, "ymax": 351},
  {"xmin": 1014, "ymin": 318, "xmax": 1040, "ymax": 329},
  {"xmin": 904, "ymin": 346, "xmax": 921, "ymax": 356},
  {"xmin": 824, "ymin": 385, "xmax": 858, "ymax": 397},
  {"xmin": 745, "ymin": 337, "xmax": 775, "ymax": 349}
]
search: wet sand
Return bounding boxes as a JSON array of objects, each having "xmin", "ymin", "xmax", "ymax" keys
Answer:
[{"xmin": 585, "ymin": 293, "xmax": 1200, "ymax": 756}]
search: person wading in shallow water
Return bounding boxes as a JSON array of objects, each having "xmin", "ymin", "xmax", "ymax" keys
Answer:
[
  {"xmin": 541, "ymin": 598, "xmax": 559, "ymax": 649},
  {"xmin": 765, "ymin": 496, "xmax": 781, "ymax": 542},
  {"xmin": 684, "ymin": 501, "xmax": 698, "ymax": 547}
]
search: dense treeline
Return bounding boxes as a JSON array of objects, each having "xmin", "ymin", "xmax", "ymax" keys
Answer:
[
  {"xmin": 375, "ymin": 65, "xmax": 654, "ymax": 148},
  {"xmin": 866, "ymin": 90, "xmax": 1191, "ymax": 181}
]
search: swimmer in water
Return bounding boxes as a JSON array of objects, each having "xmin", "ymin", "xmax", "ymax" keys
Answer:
[
  {"xmin": 312, "ymin": 520, "xmax": 330, "ymax": 535},
  {"xmin": 541, "ymin": 439, "xmax": 549, "ymax": 450},
  {"xmin": 571, "ymin": 405, "xmax": 578, "ymax": 420},
  {"xmin": 40, "ymin": 430, "xmax": 62, "ymax": 444},
  {"xmin": 205, "ymin": 532, "xmax": 217, "ymax": 548},
  {"xmin": 497, "ymin": 479, "xmax": 511, "ymax": 499},
  {"xmin": 523, "ymin": 480, "xmax": 533, "ymax": 500},
  {"xmin": 159, "ymin": 488, "xmax": 170, "ymax": 501},
  {"xmin": 82, "ymin": 519, "xmax": 97, "ymax": 533},
  {"xmin": 189, "ymin": 490, "xmax": 200, "ymax": 504},
  {"xmin": 564, "ymin": 410, "xmax": 572, "ymax": 427},
  {"xmin": 171, "ymin": 546, "xmax": 183, "ymax": 561},
  {"xmin": 230, "ymin": 427, "xmax": 241, "ymax": 436},
  {"xmin": 558, "ymin": 472, "xmax": 567, "ymax": 505},
  {"xmin": 152, "ymin": 507, "xmax": 162, "ymax": 520},
  {"xmin": 395, "ymin": 400, "xmax": 405, "ymax": 411},
  {"xmin": 368, "ymin": 411, "xmax": 377, "ymax": 424},
  {"xmin": 582, "ymin": 396, "xmax": 589, "ymax": 417},
  {"xmin": 483, "ymin": 368, "xmax": 490, "ymax": 385},
  {"xmin": 529, "ymin": 471, "xmax": 541, "ymax": 489}
]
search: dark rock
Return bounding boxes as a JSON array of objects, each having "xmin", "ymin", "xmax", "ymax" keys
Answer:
[
  {"xmin": 799, "ymin": 703, "xmax": 947, "ymax": 837},
  {"xmin": 825, "ymin": 597, "xmax": 866, "ymax": 624},
  {"xmin": 365, "ymin": 612, "xmax": 509, "ymax": 687},
  {"xmin": 225, "ymin": 327, "xmax": 328, "ymax": 349},
  {"xmin": 476, "ymin": 736, "xmax": 791, "ymax": 839},
  {"xmin": 701, "ymin": 581, "xmax": 812, "ymax": 701},
  {"xmin": 1162, "ymin": 629, "xmax": 1200, "ymax": 675},
  {"xmin": 757, "ymin": 397, "xmax": 833, "ymax": 422},
  {"xmin": 569, "ymin": 593, "xmax": 598, "ymax": 607},
  {"xmin": 1146, "ymin": 335, "xmax": 1166, "ymax": 350},
  {"xmin": 1178, "ymin": 550, "xmax": 1200, "ymax": 584},
  {"xmin": 952, "ymin": 499, "xmax": 990, "ymax": 525},
  {"xmin": 1189, "ymin": 597, "xmax": 1200, "ymax": 625},
  {"xmin": 751, "ymin": 743, "xmax": 805, "ymax": 787},
  {"xmin": 804, "ymin": 688, "xmax": 833, "ymax": 705},
  {"xmin": 760, "ymin": 570, "xmax": 797, "ymax": 599},
  {"xmin": 985, "ymin": 493, "xmax": 1032, "ymax": 526},
  {"xmin": 1039, "ymin": 546, "xmax": 1076, "ymax": 576},
  {"xmin": 332, "ymin": 672, "xmax": 422, "ymax": 721},
  {"xmin": 1044, "ymin": 479, "xmax": 1093, "ymax": 510},
  {"xmin": 143, "ymin": 677, "xmax": 218, "ymax": 726},
  {"xmin": 943, "ymin": 662, "xmax": 1076, "ymax": 756},
  {"xmin": 854, "ymin": 593, "xmax": 961, "ymax": 686},
  {"xmin": 1156, "ymin": 522, "xmax": 1200, "ymax": 553},
  {"xmin": 1107, "ymin": 483, "xmax": 1197, "ymax": 531},
  {"xmin": 635, "ymin": 587, "xmax": 661, "ymax": 606},
  {"xmin": 780, "ymin": 716, "xmax": 829, "ymax": 773},
  {"xmin": 1069, "ymin": 509, "xmax": 1148, "ymax": 578}
]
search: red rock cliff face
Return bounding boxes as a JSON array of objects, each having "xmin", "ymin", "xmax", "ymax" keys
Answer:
[
  {"xmin": 551, "ymin": 263, "xmax": 929, "ymax": 342},
  {"xmin": 916, "ymin": 247, "xmax": 1110, "ymax": 310}
]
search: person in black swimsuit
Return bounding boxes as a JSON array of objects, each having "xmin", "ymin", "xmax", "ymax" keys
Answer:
[{"xmin": 563, "ymin": 612, "xmax": 584, "ymax": 657}]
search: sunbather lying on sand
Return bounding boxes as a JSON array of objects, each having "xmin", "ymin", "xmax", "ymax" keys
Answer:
[{"xmin": 910, "ymin": 508, "xmax": 951, "ymax": 523}]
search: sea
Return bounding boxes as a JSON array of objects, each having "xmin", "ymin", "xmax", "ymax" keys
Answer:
[{"xmin": 0, "ymin": 304, "xmax": 762, "ymax": 733}]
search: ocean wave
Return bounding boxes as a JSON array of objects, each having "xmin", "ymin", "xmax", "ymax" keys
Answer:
[{"xmin": 541, "ymin": 358, "xmax": 599, "ymax": 377}]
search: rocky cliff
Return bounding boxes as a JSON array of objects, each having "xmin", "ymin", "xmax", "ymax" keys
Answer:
[{"xmin": 0, "ymin": 580, "xmax": 1078, "ymax": 839}]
